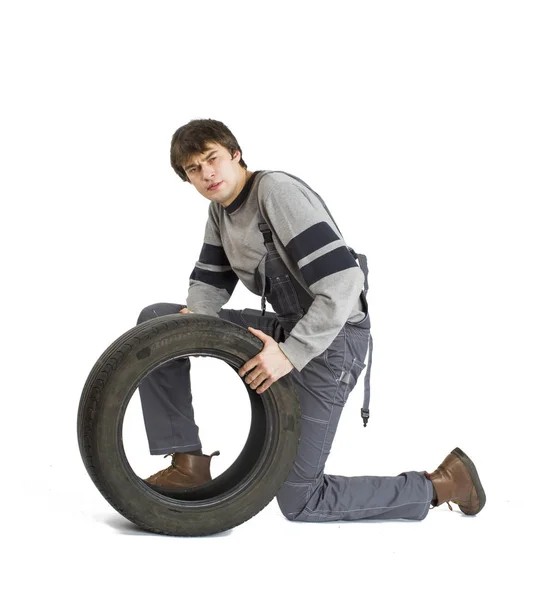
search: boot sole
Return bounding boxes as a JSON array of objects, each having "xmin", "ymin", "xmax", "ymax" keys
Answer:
[
  {"xmin": 451, "ymin": 447, "xmax": 486, "ymax": 515},
  {"xmin": 143, "ymin": 480, "xmax": 210, "ymax": 499}
]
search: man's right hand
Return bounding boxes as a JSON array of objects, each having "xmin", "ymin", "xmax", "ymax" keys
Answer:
[{"xmin": 179, "ymin": 307, "xmax": 193, "ymax": 314}]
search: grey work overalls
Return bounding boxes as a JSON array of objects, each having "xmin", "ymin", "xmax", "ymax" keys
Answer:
[{"xmin": 137, "ymin": 177, "xmax": 434, "ymax": 522}]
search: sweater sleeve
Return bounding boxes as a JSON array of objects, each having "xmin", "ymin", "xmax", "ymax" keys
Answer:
[
  {"xmin": 259, "ymin": 178, "xmax": 365, "ymax": 371},
  {"xmin": 186, "ymin": 203, "xmax": 239, "ymax": 317}
]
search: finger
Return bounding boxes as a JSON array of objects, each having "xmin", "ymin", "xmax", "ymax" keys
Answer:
[
  {"xmin": 245, "ymin": 367, "xmax": 265, "ymax": 386},
  {"xmin": 238, "ymin": 358, "xmax": 258, "ymax": 378},
  {"xmin": 251, "ymin": 373, "xmax": 269, "ymax": 390},
  {"xmin": 244, "ymin": 365, "xmax": 263, "ymax": 384},
  {"xmin": 248, "ymin": 327, "xmax": 268, "ymax": 340},
  {"xmin": 256, "ymin": 379, "xmax": 273, "ymax": 394}
]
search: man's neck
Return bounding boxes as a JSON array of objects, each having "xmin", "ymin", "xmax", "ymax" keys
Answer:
[{"xmin": 223, "ymin": 169, "xmax": 253, "ymax": 208}]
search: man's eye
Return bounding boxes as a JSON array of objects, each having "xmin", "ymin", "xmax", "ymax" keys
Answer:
[
  {"xmin": 209, "ymin": 157, "xmax": 217, "ymax": 162},
  {"xmin": 189, "ymin": 167, "xmax": 196, "ymax": 173}
]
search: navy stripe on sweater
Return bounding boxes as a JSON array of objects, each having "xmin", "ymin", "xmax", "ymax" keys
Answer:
[
  {"xmin": 189, "ymin": 266, "xmax": 238, "ymax": 294},
  {"xmin": 285, "ymin": 222, "xmax": 340, "ymax": 263},
  {"xmin": 300, "ymin": 246, "xmax": 358, "ymax": 287},
  {"xmin": 199, "ymin": 243, "xmax": 231, "ymax": 266}
]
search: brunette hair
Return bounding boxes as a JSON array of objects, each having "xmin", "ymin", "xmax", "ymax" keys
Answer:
[{"xmin": 170, "ymin": 119, "xmax": 247, "ymax": 182}]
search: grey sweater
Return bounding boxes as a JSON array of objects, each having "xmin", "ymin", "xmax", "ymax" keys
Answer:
[{"xmin": 186, "ymin": 170, "xmax": 366, "ymax": 372}]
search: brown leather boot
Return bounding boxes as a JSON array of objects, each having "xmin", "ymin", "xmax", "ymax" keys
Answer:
[
  {"xmin": 424, "ymin": 447, "xmax": 486, "ymax": 515},
  {"xmin": 144, "ymin": 451, "xmax": 220, "ymax": 491}
]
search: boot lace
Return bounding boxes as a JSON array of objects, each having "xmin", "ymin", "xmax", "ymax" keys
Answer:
[{"xmin": 146, "ymin": 453, "xmax": 178, "ymax": 480}]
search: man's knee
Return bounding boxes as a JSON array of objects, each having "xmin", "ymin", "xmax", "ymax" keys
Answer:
[
  {"xmin": 137, "ymin": 303, "xmax": 184, "ymax": 325},
  {"xmin": 137, "ymin": 303, "xmax": 161, "ymax": 325},
  {"xmin": 276, "ymin": 484, "xmax": 311, "ymax": 522}
]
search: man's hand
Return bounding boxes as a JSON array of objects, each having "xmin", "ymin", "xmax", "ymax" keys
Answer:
[
  {"xmin": 238, "ymin": 327, "xmax": 294, "ymax": 394},
  {"xmin": 179, "ymin": 308, "xmax": 193, "ymax": 314}
]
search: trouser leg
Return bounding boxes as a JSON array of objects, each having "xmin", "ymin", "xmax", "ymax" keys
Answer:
[
  {"xmin": 137, "ymin": 303, "xmax": 433, "ymax": 519},
  {"xmin": 136, "ymin": 304, "xmax": 284, "ymax": 456},
  {"xmin": 136, "ymin": 303, "xmax": 202, "ymax": 455},
  {"xmin": 276, "ymin": 322, "xmax": 434, "ymax": 522}
]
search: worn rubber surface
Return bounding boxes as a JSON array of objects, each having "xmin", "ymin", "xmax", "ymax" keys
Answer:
[{"xmin": 77, "ymin": 313, "xmax": 301, "ymax": 536}]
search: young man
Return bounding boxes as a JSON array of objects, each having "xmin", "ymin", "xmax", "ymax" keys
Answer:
[{"xmin": 136, "ymin": 118, "xmax": 486, "ymax": 521}]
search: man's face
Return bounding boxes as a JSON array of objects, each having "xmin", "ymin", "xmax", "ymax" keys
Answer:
[{"xmin": 182, "ymin": 142, "xmax": 245, "ymax": 207}]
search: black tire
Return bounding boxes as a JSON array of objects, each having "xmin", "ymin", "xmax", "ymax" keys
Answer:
[{"xmin": 77, "ymin": 313, "xmax": 301, "ymax": 536}]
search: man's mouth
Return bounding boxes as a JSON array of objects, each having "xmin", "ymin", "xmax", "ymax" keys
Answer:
[{"xmin": 208, "ymin": 181, "xmax": 222, "ymax": 191}]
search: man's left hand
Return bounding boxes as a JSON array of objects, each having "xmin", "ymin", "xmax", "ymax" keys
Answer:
[{"xmin": 238, "ymin": 327, "xmax": 294, "ymax": 394}]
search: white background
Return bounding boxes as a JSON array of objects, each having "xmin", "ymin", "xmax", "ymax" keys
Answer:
[{"xmin": 2, "ymin": 1, "xmax": 552, "ymax": 598}]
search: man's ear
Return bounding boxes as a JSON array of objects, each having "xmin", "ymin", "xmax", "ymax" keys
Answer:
[{"xmin": 232, "ymin": 149, "xmax": 241, "ymax": 162}]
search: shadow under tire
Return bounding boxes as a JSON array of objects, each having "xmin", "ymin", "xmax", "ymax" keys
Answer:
[{"xmin": 77, "ymin": 313, "xmax": 301, "ymax": 536}]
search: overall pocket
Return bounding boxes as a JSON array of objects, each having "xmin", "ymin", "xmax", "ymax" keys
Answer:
[
  {"xmin": 323, "ymin": 330, "xmax": 367, "ymax": 406},
  {"xmin": 334, "ymin": 357, "xmax": 367, "ymax": 407},
  {"xmin": 267, "ymin": 273, "xmax": 302, "ymax": 316}
]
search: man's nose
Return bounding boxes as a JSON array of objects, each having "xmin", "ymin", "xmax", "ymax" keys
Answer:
[{"xmin": 202, "ymin": 164, "xmax": 216, "ymax": 179}]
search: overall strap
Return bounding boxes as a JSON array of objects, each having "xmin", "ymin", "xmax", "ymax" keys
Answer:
[
  {"xmin": 258, "ymin": 170, "xmax": 369, "ymax": 290},
  {"xmin": 257, "ymin": 171, "xmax": 372, "ymax": 426},
  {"xmin": 265, "ymin": 170, "xmax": 345, "ymax": 236},
  {"xmin": 257, "ymin": 223, "xmax": 272, "ymax": 315}
]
